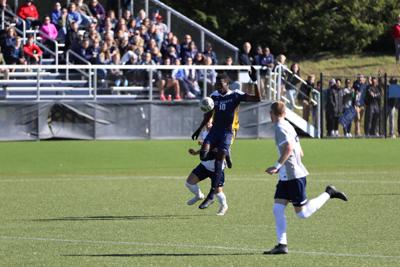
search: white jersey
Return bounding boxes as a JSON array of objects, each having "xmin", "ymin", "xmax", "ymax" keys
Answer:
[
  {"xmin": 199, "ymin": 129, "xmax": 226, "ymax": 172},
  {"xmin": 274, "ymin": 119, "xmax": 309, "ymax": 181}
]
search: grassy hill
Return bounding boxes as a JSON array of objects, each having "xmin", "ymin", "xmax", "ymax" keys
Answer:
[{"xmin": 293, "ymin": 53, "xmax": 399, "ymax": 81}]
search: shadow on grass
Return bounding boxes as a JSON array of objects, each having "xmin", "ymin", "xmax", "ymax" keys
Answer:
[
  {"xmin": 62, "ymin": 252, "xmax": 259, "ymax": 257},
  {"xmin": 31, "ymin": 214, "xmax": 212, "ymax": 222},
  {"xmin": 358, "ymin": 193, "xmax": 400, "ymax": 196}
]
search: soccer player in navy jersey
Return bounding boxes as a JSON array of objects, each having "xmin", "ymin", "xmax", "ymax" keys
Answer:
[{"xmin": 191, "ymin": 67, "xmax": 261, "ymax": 208}]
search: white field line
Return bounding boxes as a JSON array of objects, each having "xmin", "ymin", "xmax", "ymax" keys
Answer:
[
  {"xmin": 0, "ymin": 172, "xmax": 399, "ymax": 184},
  {"xmin": 0, "ymin": 235, "xmax": 399, "ymax": 260}
]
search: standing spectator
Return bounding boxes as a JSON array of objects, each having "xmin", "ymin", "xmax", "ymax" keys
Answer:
[
  {"xmin": 286, "ymin": 63, "xmax": 301, "ymax": 109},
  {"xmin": 392, "ymin": 14, "xmax": 400, "ymax": 64},
  {"xmin": 56, "ymin": 7, "xmax": 69, "ymax": 42},
  {"xmin": 364, "ymin": 77, "xmax": 381, "ymax": 137},
  {"xmin": 325, "ymin": 79, "xmax": 344, "ymax": 137},
  {"xmin": 89, "ymin": 0, "xmax": 105, "ymax": 21},
  {"xmin": 40, "ymin": 16, "xmax": 58, "ymax": 51},
  {"xmin": 353, "ymin": 74, "xmax": 368, "ymax": 137},
  {"xmin": 23, "ymin": 35, "xmax": 42, "ymax": 64},
  {"xmin": 17, "ymin": 0, "xmax": 39, "ymax": 29},
  {"xmin": 154, "ymin": 14, "xmax": 168, "ymax": 46},
  {"xmin": 341, "ymin": 79, "xmax": 355, "ymax": 137},
  {"xmin": 298, "ymin": 74, "xmax": 315, "ymax": 122},
  {"xmin": 65, "ymin": 21, "xmax": 81, "ymax": 51},
  {"xmin": 253, "ymin": 45, "xmax": 263, "ymax": 65},
  {"xmin": 260, "ymin": 46, "xmax": 275, "ymax": 70},
  {"xmin": 311, "ymin": 80, "xmax": 322, "ymax": 126},
  {"xmin": 239, "ymin": 42, "xmax": 252, "ymax": 65},
  {"xmin": 387, "ymin": 78, "xmax": 400, "ymax": 138},
  {"xmin": 203, "ymin": 42, "xmax": 218, "ymax": 65}
]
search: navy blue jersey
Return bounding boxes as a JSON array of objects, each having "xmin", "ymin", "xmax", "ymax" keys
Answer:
[{"xmin": 210, "ymin": 89, "xmax": 247, "ymax": 131}]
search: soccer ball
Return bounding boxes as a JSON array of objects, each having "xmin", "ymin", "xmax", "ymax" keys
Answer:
[{"xmin": 199, "ymin": 97, "xmax": 214, "ymax": 112}]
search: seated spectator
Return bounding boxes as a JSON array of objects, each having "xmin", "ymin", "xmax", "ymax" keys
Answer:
[
  {"xmin": 75, "ymin": 0, "xmax": 94, "ymax": 27},
  {"xmin": 157, "ymin": 57, "xmax": 181, "ymax": 101},
  {"xmin": 122, "ymin": 9, "xmax": 132, "ymax": 21},
  {"xmin": 148, "ymin": 24, "xmax": 162, "ymax": 48},
  {"xmin": 51, "ymin": 2, "xmax": 62, "ymax": 27},
  {"xmin": 97, "ymin": 42, "xmax": 112, "ymax": 80},
  {"xmin": 181, "ymin": 57, "xmax": 201, "ymax": 99},
  {"xmin": 0, "ymin": 46, "xmax": 9, "ymax": 79},
  {"xmin": 154, "ymin": 14, "xmax": 168, "ymax": 45},
  {"xmin": 106, "ymin": 10, "xmax": 118, "ymax": 30},
  {"xmin": 193, "ymin": 52, "xmax": 204, "ymax": 65},
  {"xmin": 180, "ymin": 34, "xmax": 192, "ymax": 62},
  {"xmin": 40, "ymin": 16, "xmax": 58, "ymax": 52},
  {"xmin": 150, "ymin": 46, "xmax": 163, "ymax": 65},
  {"xmin": 166, "ymin": 45, "xmax": 179, "ymax": 63},
  {"xmin": 4, "ymin": 36, "xmax": 26, "ymax": 66},
  {"xmin": 203, "ymin": 42, "xmax": 217, "ymax": 65},
  {"xmin": 89, "ymin": 0, "xmax": 105, "ymax": 21},
  {"xmin": 160, "ymin": 31, "xmax": 174, "ymax": 55},
  {"xmin": 75, "ymin": 38, "xmax": 94, "ymax": 63},
  {"xmin": 239, "ymin": 42, "xmax": 253, "ymax": 65},
  {"xmin": 182, "ymin": 41, "xmax": 198, "ymax": 64},
  {"xmin": 109, "ymin": 52, "xmax": 128, "ymax": 87},
  {"xmin": 222, "ymin": 56, "xmax": 240, "ymax": 90},
  {"xmin": 17, "ymin": 0, "xmax": 40, "ymax": 29},
  {"xmin": 68, "ymin": 3, "xmax": 83, "ymax": 27},
  {"xmin": 23, "ymin": 35, "xmax": 43, "ymax": 64},
  {"xmin": 56, "ymin": 7, "xmax": 69, "ymax": 42},
  {"xmin": 135, "ymin": 9, "xmax": 146, "ymax": 27},
  {"xmin": 197, "ymin": 56, "xmax": 217, "ymax": 95}
]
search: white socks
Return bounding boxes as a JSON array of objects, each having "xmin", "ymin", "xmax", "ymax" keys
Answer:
[
  {"xmin": 185, "ymin": 181, "xmax": 203, "ymax": 198},
  {"xmin": 296, "ymin": 192, "xmax": 330, "ymax": 219},
  {"xmin": 273, "ymin": 203, "xmax": 287, "ymax": 245},
  {"xmin": 216, "ymin": 192, "xmax": 227, "ymax": 206}
]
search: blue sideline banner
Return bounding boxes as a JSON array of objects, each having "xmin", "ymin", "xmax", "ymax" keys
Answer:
[{"xmin": 339, "ymin": 106, "xmax": 356, "ymax": 129}]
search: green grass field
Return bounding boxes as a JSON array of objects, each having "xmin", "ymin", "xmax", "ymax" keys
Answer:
[{"xmin": 0, "ymin": 139, "xmax": 399, "ymax": 266}]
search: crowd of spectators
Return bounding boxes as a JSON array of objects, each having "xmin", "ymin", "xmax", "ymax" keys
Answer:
[{"xmin": 0, "ymin": 0, "xmax": 225, "ymax": 100}]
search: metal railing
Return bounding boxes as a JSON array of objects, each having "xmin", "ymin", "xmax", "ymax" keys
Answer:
[
  {"xmin": 1, "ymin": 8, "xmax": 26, "ymax": 43},
  {"xmin": 143, "ymin": 0, "xmax": 240, "ymax": 62},
  {"xmin": 65, "ymin": 49, "xmax": 93, "ymax": 93}
]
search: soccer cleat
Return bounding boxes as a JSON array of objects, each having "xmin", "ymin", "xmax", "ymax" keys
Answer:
[
  {"xmin": 226, "ymin": 156, "xmax": 233, "ymax": 169},
  {"xmin": 198, "ymin": 198, "xmax": 215, "ymax": 209},
  {"xmin": 325, "ymin": 185, "xmax": 348, "ymax": 201},
  {"xmin": 263, "ymin": 244, "xmax": 288, "ymax": 255},
  {"xmin": 216, "ymin": 204, "xmax": 228, "ymax": 216},
  {"xmin": 186, "ymin": 194, "xmax": 205, "ymax": 206}
]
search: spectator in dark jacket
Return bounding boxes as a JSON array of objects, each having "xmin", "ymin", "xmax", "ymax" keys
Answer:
[
  {"xmin": 325, "ymin": 79, "xmax": 344, "ymax": 137},
  {"xmin": 298, "ymin": 74, "xmax": 315, "ymax": 122},
  {"xmin": 239, "ymin": 42, "xmax": 252, "ymax": 65},
  {"xmin": 203, "ymin": 42, "xmax": 218, "ymax": 65},
  {"xmin": 89, "ymin": 0, "xmax": 105, "ymax": 21},
  {"xmin": 364, "ymin": 77, "xmax": 381, "ymax": 136}
]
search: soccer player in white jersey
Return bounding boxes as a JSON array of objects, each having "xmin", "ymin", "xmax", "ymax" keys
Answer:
[
  {"xmin": 264, "ymin": 101, "xmax": 348, "ymax": 254},
  {"xmin": 185, "ymin": 119, "xmax": 228, "ymax": 216}
]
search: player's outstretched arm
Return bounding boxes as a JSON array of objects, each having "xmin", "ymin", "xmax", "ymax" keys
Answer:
[
  {"xmin": 191, "ymin": 110, "xmax": 214, "ymax": 140},
  {"xmin": 245, "ymin": 66, "xmax": 262, "ymax": 102}
]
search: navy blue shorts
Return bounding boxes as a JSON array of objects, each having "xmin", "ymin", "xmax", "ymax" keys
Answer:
[
  {"xmin": 274, "ymin": 177, "xmax": 308, "ymax": 207},
  {"xmin": 191, "ymin": 163, "xmax": 225, "ymax": 187},
  {"xmin": 203, "ymin": 128, "xmax": 233, "ymax": 154}
]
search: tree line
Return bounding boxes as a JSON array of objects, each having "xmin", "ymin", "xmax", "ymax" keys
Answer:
[{"xmin": 163, "ymin": 0, "xmax": 400, "ymax": 57}]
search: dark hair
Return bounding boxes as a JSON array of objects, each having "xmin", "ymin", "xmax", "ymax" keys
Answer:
[{"xmin": 217, "ymin": 72, "xmax": 231, "ymax": 83}]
